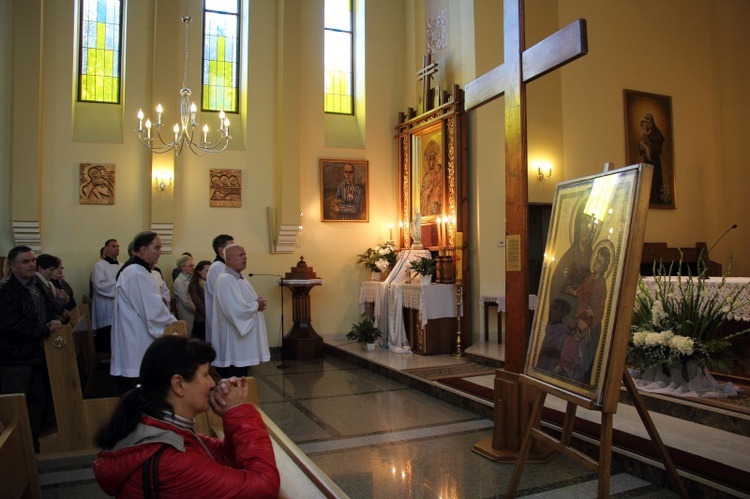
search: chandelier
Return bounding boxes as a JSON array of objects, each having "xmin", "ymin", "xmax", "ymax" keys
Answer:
[{"xmin": 136, "ymin": 9, "xmax": 231, "ymax": 156}]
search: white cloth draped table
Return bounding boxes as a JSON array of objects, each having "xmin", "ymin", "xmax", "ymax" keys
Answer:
[{"xmin": 639, "ymin": 276, "xmax": 750, "ymax": 321}]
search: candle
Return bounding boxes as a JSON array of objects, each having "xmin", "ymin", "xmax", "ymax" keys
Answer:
[
  {"xmin": 156, "ymin": 104, "xmax": 163, "ymax": 125},
  {"xmin": 190, "ymin": 103, "xmax": 197, "ymax": 124},
  {"xmin": 145, "ymin": 119, "xmax": 151, "ymax": 139},
  {"xmin": 173, "ymin": 124, "xmax": 180, "ymax": 142},
  {"xmin": 203, "ymin": 124, "xmax": 209, "ymax": 145},
  {"xmin": 436, "ymin": 217, "xmax": 442, "ymax": 252},
  {"xmin": 455, "ymin": 232, "xmax": 463, "ymax": 283},
  {"xmin": 389, "ymin": 223, "xmax": 394, "ymax": 241},
  {"xmin": 137, "ymin": 109, "xmax": 144, "ymax": 131}
]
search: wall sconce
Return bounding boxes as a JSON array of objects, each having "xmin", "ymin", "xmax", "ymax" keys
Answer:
[
  {"xmin": 153, "ymin": 176, "xmax": 173, "ymax": 191},
  {"xmin": 536, "ymin": 161, "xmax": 553, "ymax": 182}
]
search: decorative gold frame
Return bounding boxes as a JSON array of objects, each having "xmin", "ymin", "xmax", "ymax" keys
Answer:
[
  {"xmin": 525, "ymin": 164, "xmax": 653, "ymax": 405},
  {"xmin": 396, "ymin": 87, "xmax": 463, "ymax": 249}
]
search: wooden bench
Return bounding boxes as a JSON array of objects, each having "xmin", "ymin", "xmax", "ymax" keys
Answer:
[
  {"xmin": 641, "ymin": 241, "xmax": 722, "ymax": 276},
  {"xmin": 0, "ymin": 394, "xmax": 43, "ymax": 499}
]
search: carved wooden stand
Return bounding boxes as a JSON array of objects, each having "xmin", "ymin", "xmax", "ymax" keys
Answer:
[{"xmin": 281, "ymin": 280, "xmax": 324, "ymax": 360}]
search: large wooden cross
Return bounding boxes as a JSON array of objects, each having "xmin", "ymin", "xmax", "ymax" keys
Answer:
[{"xmin": 465, "ymin": 1, "xmax": 587, "ymax": 374}]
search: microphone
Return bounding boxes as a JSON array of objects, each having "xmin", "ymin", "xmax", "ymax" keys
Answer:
[{"xmin": 706, "ymin": 224, "xmax": 738, "ymax": 257}]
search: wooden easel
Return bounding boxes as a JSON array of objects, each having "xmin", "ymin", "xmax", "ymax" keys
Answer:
[
  {"xmin": 506, "ymin": 164, "xmax": 687, "ymax": 498},
  {"xmin": 506, "ymin": 371, "xmax": 689, "ymax": 498}
]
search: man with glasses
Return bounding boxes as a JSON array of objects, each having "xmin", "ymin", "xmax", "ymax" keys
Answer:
[{"xmin": 330, "ymin": 163, "xmax": 364, "ymax": 220}]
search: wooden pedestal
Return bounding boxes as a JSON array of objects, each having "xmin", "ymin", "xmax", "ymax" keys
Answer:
[{"xmin": 281, "ymin": 282, "xmax": 324, "ymax": 360}]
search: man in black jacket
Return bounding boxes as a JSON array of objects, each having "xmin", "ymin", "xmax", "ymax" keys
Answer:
[{"xmin": 0, "ymin": 245, "xmax": 63, "ymax": 450}]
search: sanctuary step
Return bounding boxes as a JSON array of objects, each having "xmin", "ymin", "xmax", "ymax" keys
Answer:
[{"xmin": 325, "ymin": 339, "xmax": 750, "ymax": 497}]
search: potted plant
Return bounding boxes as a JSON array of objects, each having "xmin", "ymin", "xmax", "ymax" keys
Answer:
[
  {"xmin": 409, "ymin": 256, "xmax": 436, "ymax": 286},
  {"xmin": 346, "ymin": 318, "xmax": 383, "ymax": 350},
  {"xmin": 357, "ymin": 241, "xmax": 398, "ymax": 280}
]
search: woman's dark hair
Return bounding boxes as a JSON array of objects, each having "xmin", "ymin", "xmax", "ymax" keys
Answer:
[
  {"xmin": 36, "ymin": 253, "xmax": 61, "ymax": 270},
  {"xmin": 94, "ymin": 335, "xmax": 216, "ymax": 449},
  {"xmin": 189, "ymin": 260, "xmax": 211, "ymax": 291}
]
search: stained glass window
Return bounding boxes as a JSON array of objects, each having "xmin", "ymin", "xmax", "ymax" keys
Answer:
[
  {"xmin": 78, "ymin": 0, "xmax": 122, "ymax": 104},
  {"xmin": 324, "ymin": 0, "xmax": 353, "ymax": 115},
  {"xmin": 202, "ymin": 0, "xmax": 240, "ymax": 113}
]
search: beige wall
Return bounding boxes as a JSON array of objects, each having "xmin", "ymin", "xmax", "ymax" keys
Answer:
[{"xmin": 1, "ymin": 0, "xmax": 748, "ymax": 346}]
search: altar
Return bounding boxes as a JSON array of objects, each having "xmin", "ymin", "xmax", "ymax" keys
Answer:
[
  {"xmin": 358, "ymin": 249, "xmax": 460, "ymax": 355},
  {"xmin": 639, "ymin": 276, "xmax": 750, "ymax": 321}
]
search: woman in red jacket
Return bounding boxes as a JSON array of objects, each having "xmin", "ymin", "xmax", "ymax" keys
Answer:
[{"xmin": 93, "ymin": 335, "xmax": 280, "ymax": 498}]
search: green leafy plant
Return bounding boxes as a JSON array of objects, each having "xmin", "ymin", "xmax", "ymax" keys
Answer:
[
  {"xmin": 629, "ymin": 260, "xmax": 749, "ymax": 377},
  {"xmin": 409, "ymin": 256, "xmax": 437, "ymax": 276},
  {"xmin": 346, "ymin": 318, "xmax": 383, "ymax": 344}
]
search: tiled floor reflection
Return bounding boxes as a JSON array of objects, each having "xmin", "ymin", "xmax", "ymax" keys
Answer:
[{"xmin": 250, "ymin": 352, "xmax": 681, "ymax": 498}]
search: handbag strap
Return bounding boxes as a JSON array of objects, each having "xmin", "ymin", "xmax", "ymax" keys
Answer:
[{"xmin": 142, "ymin": 444, "xmax": 169, "ymax": 499}]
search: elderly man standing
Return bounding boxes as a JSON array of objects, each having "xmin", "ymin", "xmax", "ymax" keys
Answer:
[
  {"xmin": 212, "ymin": 244, "xmax": 270, "ymax": 378},
  {"xmin": 205, "ymin": 233, "xmax": 234, "ymax": 344},
  {"xmin": 91, "ymin": 238, "xmax": 121, "ymax": 356},
  {"xmin": 0, "ymin": 246, "xmax": 63, "ymax": 450},
  {"xmin": 111, "ymin": 231, "xmax": 176, "ymax": 393}
]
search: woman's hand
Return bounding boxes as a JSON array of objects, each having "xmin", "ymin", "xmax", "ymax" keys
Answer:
[{"xmin": 209, "ymin": 377, "xmax": 249, "ymax": 416}]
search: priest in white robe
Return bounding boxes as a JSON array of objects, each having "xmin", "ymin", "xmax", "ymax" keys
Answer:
[
  {"xmin": 212, "ymin": 244, "xmax": 270, "ymax": 378},
  {"xmin": 205, "ymin": 234, "xmax": 234, "ymax": 345},
  {"xmin": 111, "ymin": 231, "xmax": 176, "ymax": 393},
  {"xmin": 91, "ymin": 239, "xmax": 121, "ymax": 354}
]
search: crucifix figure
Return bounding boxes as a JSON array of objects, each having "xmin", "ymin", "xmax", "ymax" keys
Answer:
[
  {"xmin": 416, "ymin": 54, "xmax": 439, "ymax": 114},
  {"xmin": 465, "ymin": 1, "xmax": 587, "ymax": 460}
]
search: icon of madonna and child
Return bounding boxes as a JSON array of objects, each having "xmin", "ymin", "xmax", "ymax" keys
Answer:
[{"xmin": 533, "ymin": 198, "xmax": 617, "ymax": 389}]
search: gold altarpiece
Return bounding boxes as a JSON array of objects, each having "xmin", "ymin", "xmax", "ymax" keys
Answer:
[{"xmin": 395, "ymin": 84, "xmax": 471, "ymax": 347}]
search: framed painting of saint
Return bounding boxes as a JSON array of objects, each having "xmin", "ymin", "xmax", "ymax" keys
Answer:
[
  {"xmin": 320, "ymin": 159, "xmax": 368, "ymax": 222},
  {"xmin": 624, "ymin": 89, "xmax": 675, "ymax": 209},
  {"xmin": 525, "ymin": 164, "xmax": 653, "ymax": 406}
]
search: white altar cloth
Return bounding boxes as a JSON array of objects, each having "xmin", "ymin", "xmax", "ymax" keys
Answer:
[{"xmin": 639, "ymin": 276, "xmax": 750, "ymax": 321}]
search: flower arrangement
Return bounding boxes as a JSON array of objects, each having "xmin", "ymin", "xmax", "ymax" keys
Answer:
[
  {"xmin": 628, "ymin": 261, "xmax": 749, "ymax": 379},
  {"xmin": 357, "ymin": 241, "xmax": 398, "ymax": 273}
]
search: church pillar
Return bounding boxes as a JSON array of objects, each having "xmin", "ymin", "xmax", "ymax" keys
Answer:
[{"xmin": 10, "ymin": 0, "xmax": 43, "ymax": 250}]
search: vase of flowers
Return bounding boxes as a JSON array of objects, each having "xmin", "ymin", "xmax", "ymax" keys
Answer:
[
  {"xmin": 628, "ymin": 261, "xmax": 749, "ymax": 382},
  {"xmin": 357, "ymin": 241, "xmax": 398, "ymax": 278}
]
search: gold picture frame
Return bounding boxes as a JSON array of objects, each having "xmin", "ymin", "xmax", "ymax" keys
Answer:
[{"xmin": 525, "ymin": 164, "xmax": 652, "ymax": 406}]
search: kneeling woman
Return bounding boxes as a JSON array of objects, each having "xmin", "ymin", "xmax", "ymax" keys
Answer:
[{"xmin": 93, "ymin": 335, "xmax": 280, "ymax": 498}]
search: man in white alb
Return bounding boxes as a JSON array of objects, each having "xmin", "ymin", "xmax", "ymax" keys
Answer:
[
  {"xmin": 111, "ymin": 231, "xmax": 176, "ymax": 393},
  {"xmin": 204, "ymin": 234, "xmax": 234, "ymax": 344},
  {"xmin": 212, "ymin": 244, "xmax": 270, "ymax": 378},
  {"xmin": 90, "ymin": 239, "xmax": 121, "ymax": 355}
]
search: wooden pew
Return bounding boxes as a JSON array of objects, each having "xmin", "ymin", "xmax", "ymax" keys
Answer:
[
  {"xmin": 202, "ymin": 378, "xmax": 347, "ymax": 499},
  {"xmin": 40, "ymin": 311, "xmax": 120, "ymax": 454},
  {"xmin": 39, "ymin": 315, "xmax": 189, "ymax": 455},
  {"xmin": 0, "ymin": 394, "xmax": 43, "ymax": 499}
]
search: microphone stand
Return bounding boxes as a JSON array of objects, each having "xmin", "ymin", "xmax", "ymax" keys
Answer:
[{"xmin": 249, "ymin": 273, "xmax": 289, "ymax": 369}]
